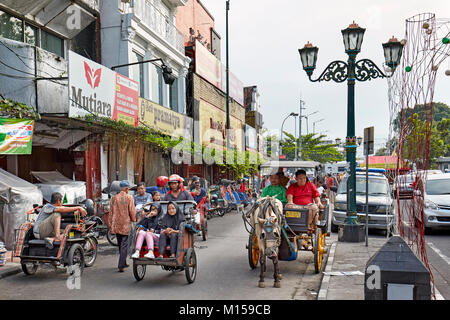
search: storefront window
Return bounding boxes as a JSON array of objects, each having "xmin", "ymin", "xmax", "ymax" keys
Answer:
[
  {"xmin": 41, "ymin": 30, "xmax": 64, "ymax": 57},
  {"xmin": 169, "ymin": 77, "xmax": 178, "ymax": 112},
  {"xmin": 0, "ymin": 10, "xmax": 23, "ymax": 42},
  {"xmin": 132, "ymin": 52, "xmax": 144, "ymax": 96}
]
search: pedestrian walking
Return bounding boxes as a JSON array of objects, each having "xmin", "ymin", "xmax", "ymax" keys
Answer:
[{"xmin": 108, "ymin": 180, "xmax": 136, "ymax": 272}]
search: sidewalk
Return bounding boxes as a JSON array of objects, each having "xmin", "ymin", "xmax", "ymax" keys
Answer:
[
  {"xmin": 318, "ymin": 237, "xmax": 387, "ymax": 300},
  {"xmin": 0, "ymin": 250, "xmax": 22, "ymax": 280}
]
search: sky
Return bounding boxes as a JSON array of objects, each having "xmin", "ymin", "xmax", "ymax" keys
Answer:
[{"xmin": 200, "ymin": 0, "xmax": 450, "ymax": 154}]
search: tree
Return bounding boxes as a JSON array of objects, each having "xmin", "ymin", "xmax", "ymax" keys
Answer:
[
  {"xmin": 281, "ymin": 132, "xmax": 344, "ymax": 163},
  {"xmin": 393, "ymin": 102, "xmax": 450, "ymax": 132},
  {"xmin": 402, "ymin": 114, "xmax": 446, "ymax": 168}
]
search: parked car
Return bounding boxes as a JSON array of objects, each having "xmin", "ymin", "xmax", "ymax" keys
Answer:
[
  {"xmin": 393, "ymin": 174, "xmax": 415, "ymax": 199},
  {"xmin": 415, "ymin": 173, "xmax": 450, "ymax": 234},
  {"xmin": 331, "ymin": 171, "xmax": 395, "ymax": 234}
]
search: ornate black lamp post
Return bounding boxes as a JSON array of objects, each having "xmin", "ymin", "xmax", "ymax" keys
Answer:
[{"xmin": 299, "ymin": 22, "xmax": 403, "ymax": 241}]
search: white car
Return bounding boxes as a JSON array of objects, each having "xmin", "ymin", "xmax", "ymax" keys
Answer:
[{"xmin": 419, "ymin": 173, "xmax": 450, "ymax": 233}]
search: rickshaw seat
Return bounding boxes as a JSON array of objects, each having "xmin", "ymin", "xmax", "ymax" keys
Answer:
[{"xmin": 28, "ymin": 239, "xmax": 61, "ymax": 246}]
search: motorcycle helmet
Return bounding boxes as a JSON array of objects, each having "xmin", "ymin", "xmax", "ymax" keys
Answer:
[
  {"xmin": 168, "ymin": 174, "xmax": 184, "ymax": 186},
  {"xmin": 156, "ymin": 176, "xmax": 168, "ymax": 187}
]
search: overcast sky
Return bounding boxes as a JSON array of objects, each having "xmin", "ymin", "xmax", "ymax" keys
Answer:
[{"xmin": 200, "ymin": 0, "xmax": 450, "ymax": 153}]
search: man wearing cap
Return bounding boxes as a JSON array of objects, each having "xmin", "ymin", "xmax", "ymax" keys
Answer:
[
  {"xmin": 109, "ymin": 180, "xmax": 136, "ymax": 272},
  {"xmin": 261, "ymin": 173, "xmax": 287, "ymax": 204}
]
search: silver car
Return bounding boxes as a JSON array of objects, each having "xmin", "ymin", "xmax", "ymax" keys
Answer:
[
  {"xmin": 419, "ymin": 173, "xmax": 450, "ymax": 233},
  {"xmin": 331, "ymin": 173, "xmax": 394, "ymax": 233}
]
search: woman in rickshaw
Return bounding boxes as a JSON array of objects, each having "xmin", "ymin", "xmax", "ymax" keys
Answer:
[
  {"xmin": 131, "ymin": 203, "xmax": 161, "ymax": 259},
  {"xmin": 157, "ymin": 201, "xmax": 186, "ymax": 259}
]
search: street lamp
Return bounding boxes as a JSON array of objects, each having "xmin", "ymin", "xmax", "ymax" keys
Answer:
[
  {"xmin": 299, "ymin": 21, "xmax": 404, "ymax": 242},
  {"xmin": 313, "ymin": 118, "xmax": 324, "ymax": 134},
  {"xmin": 303, "ymin": 110, "xmax": 319, "ymax": 134},
  {"xmin": 280, "ymin": 112, "xmax": 298, "ymax": 156}
]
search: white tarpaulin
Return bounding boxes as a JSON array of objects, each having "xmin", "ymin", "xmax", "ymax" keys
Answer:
[
  {"xmin": 0, "ymin": 169, "xmax": 43, "ymax": 250},
  {"xmin": 31, "ymin": 171, "xmax": 86, "ymax": 204}
]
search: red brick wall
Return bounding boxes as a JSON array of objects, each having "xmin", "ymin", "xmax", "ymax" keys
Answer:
[{"xmin": 176, "ymin": 0, "xmax": 215, "ymax": 47}]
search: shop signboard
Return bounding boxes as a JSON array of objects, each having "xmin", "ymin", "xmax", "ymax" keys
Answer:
[
  {"xmin": 139, "ymin": 98, "xmax": 193, "ymax": 139},
  {"xmin": 198, "ymin": 100, "xmax": 243, "ymax": 151},
  {"xmin": 195, "ymin": 40, "xmax": 244, "ymax": 105},
  {"xmin": 114, "ymin": 73, "xmax": 139, "ymax": 127},
  {"xmin": 0, "ymin": 118, "xmax": 34, "ymax": 154},
  {"xmin": 68, "ymin": 51, "xmax": 139, "ymax": 127},
  {"xmin": 245, "ymin": 124, "xmax": 257, "ymax": 151}
]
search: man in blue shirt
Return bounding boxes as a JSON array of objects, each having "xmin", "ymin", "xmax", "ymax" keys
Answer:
[
  {"xmin": 146, "ymin": 176, "xmax": 169, "ymax": 198},
  {"xmin": 134, "ymin": 182, "xmax": 152, "ymax": 220},
  {"xmin": 192, "ymin": 179, "xmax": 207, "ymax": 204}
]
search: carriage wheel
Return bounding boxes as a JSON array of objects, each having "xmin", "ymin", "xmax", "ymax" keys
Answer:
[
  {"xmin": 106, "ymin": 230, "xmax": 118, "ymax": 246},
  {"xmin": 83, "ymin": 236, "xmax": 98, "ymax": 267},
  {"xmin": 248, "ymin": 230, "xmax": 259, "ymax": 270},
  {"xmin": 21, "ymin": 262, "xmax": 38, "ymax": 275},
  {"xmin": 68, "ymin": 243, "xmax": 85, "ymax": 276},
  {"xmin": 314, "ymin": 230, "xmax": 325, "ymax": 274},
  {"xmin": 133, "ymin": 260, "xmax": 146, "ymax": 281},
  {"xmin": 202, "ymin": 219, "xmax": 208, "ymax": 241},
  {"xmin": 184, "ymin": 248, "xmax": 197, "ymax": 284}
]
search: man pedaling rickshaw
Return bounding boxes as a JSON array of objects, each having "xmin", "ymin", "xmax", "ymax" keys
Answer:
[
  {"xmin": 285, "ymin": 169, "xmax": 324, "ymax": 229},
  {"xmin": 163, "ymin": 174, "xmax": 201, "ymax": 231},
  {"xmin": 32, "ymin": 192, "xmax": 87, "ymax": 249}
]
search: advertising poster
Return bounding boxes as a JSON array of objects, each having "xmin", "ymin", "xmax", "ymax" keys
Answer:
[
  {"xmin": 0, "ymin": 118, "xmax": 34, "ymax": 154},
  {"xmin": 113, "ymin": 73, "xmax": 139, "ymax": 127},
  {"xmin": 68, "ymin": 51, "xmax": 116, "ymax": 120}
]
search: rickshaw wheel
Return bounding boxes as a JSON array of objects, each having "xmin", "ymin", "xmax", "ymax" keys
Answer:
[
  {"xmin": 133, "ymin": 260, "xmax": 146, "ymax": 281},
  {"xmin": 202, "ymin": 219, "xmax": 207, "ymax": 241},
  {"xmin": 314, "ymin": 230, "xmax": 325, "ymax": 274},
  {"xmin": 248, "ymin": 230, "xmax": 259, "ymax": 270},
  {"xmin": 21, "ymin": 262, "xmax": 38, "ymax": 275},
  {"xmin": 184, "ymin": 248, "xmax": 197, "ymax": 284},
  {"xmin": 106, "ymin": 230, "xmax": 118, "ymax": 246},
  {"xmin": 83, "ymin": 236, "xmax": 98, "ymax": 267},
  {"xmin": 68, "ymin": 243, "xmax": 85, "ymax": 276}
]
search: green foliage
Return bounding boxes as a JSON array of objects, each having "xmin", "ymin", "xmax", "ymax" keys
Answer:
[
  {"xmin": 81, "ymin": 114, "xmax": 181, "ymax": 151},
  {"xmin": 402, "ymin": 114, "xmax": 447, "ymax": 168},
  {"xmin": 393, "ymin": 102, "xmax": 450, "ymax": 132},
  {"xmin": 0, "ymin": 98, "xmax": 40, "ymax": 120},
  {"xmin": 281, "ymin": 131, "xmax": 344, "ymax": 163}
]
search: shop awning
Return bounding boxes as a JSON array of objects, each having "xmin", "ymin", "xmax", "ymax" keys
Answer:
[
  {"xmin": 0, "ymin": 0, "xmax": 98, "ymax": 39},
  {"xmin": 32, "ymin": 122, "xmax": 89, "ymax": 149}
]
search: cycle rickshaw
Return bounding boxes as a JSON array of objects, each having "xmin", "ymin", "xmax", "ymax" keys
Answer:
[{"xmin": 130, "ymin": 200, "xmax": 198, "ymax": 284}]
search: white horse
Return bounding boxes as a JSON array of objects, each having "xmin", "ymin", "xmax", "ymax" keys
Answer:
[{"xmin": 248, "ymin": 196, "xmax": 283, "ymax": 288}]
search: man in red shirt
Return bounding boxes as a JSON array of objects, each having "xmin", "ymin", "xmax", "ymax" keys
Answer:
[{"xmin": 286, "ymin": 169, "xmax": 324, "ymax": 228}]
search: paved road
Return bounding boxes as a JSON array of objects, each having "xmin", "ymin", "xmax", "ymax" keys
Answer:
[
  {"xmin": 0, "ymin": 210, "xmax": 325, "ymax": 300},
  {"xmin": 395, "ymin": 199, "xmax": 450, "ymax": 299}
]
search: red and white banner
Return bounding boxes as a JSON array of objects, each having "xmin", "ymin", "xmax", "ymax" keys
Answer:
[
  {"xmin": 195, "ymin": 40, "xmax": 244, "ymax": 105},
  {"xmin": 68, "ymin": 51, "xmax": 139, "ymax": 127}
]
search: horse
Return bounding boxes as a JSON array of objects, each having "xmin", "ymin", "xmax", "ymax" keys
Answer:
[{"xmin": 248, "ymin": 196, "xmax": 284, "ymax": 288}]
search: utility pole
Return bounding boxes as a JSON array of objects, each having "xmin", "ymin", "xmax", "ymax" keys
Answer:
[
  {"xmin": 225, "ymin": 0, "xmax": 230, "ymax": 150},
  {"xmin": 299, "ymin": 99, "xmax": 306, "ymax": 160}
]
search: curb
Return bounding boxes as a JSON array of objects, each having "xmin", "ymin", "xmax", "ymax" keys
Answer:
[
  {"xmin": 0, "ymin": 266, "xmax": 21, "ymax": 280},
  {"xmin": 317, "ymin": 241, "xmax": 337, "ymax": 300}
]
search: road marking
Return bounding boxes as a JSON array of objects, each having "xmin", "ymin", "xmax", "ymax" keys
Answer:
[
  {"xmin": 427, "ymin": 242, "xmax": 450, "ymax": 300},
  {"xmin": 427, "ymin": 242, "xmax": 450, "ymax": 266}
]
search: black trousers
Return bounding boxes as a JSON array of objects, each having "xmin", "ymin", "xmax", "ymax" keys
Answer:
[
  {"xmin": 116, "ymin": 234, "xmax": 129, "ymax": 269},
  {"xmin": 158, "ymin": 232, "xmax": 178, "ymax": 256}
]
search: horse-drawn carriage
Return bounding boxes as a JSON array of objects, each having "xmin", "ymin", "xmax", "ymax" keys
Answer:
[
  {"xmin": 130, "ymin": 200, "xmax": 198, "ymax": 284},
  {"xmin": 243, "ymin": 160, "xmax": 329, "ymax": 288},
  {"xmin": 243, "ymin": 197, "xmax": 329, "ymax": 287}
]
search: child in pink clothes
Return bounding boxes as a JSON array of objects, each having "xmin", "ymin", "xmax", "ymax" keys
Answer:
[{"xmin": 131, "ymin": 203, "xmax": 161, "ymax": 259}]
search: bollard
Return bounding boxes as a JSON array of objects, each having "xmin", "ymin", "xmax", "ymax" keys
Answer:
[{"xmin": 364, "ymin": 236, "xmax": 431, "ymax": 300}]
